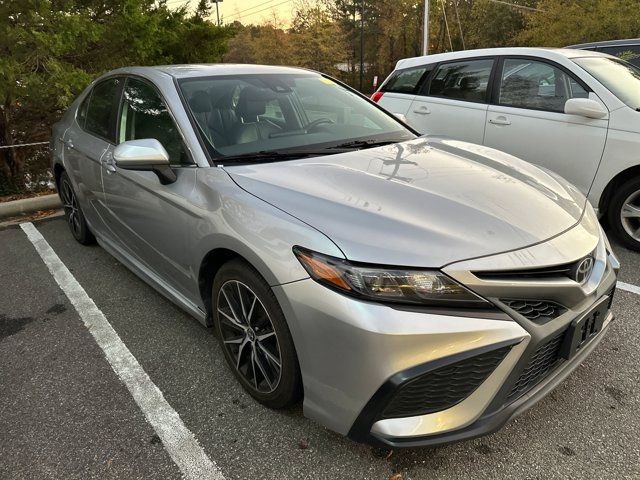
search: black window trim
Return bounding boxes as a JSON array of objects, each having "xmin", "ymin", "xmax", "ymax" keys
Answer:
[
  {"xmin": 118, "ymin": 74, "xmax": 196, "ymax": 167},
  {"xmin": 489, "ymin": 55, "xmax": 593, "ymax": 114},
  {"xmin": 78, "ymin": 75, "xmax": 125, "ymax": 145},
  {"xmin": 414, "ymin": 55, "xmax": 499, "ymax": 105}
]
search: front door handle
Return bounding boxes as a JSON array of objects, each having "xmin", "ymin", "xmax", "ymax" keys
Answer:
[
  {"xmin": 489, "ymin": 116, "xmax": 511, "ymax": 126},
  {"xmin": 413, "ymin": 106, "xmax": 431, "ymax": 115}
]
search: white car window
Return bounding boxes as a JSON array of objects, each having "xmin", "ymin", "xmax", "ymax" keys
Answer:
[
  {"xmin": 573, "ymin": 56, "xmax": 640, "ymax": 110},
  {"xmin": 499, "ymin": 59, "xmax": 588, "ymax": 113},
  {"xmin": 428, "ymin": 59, "xmax": 493, "ymax": 103},
  {"xmin": 381, "ymin": 66, "xmax": 430, "ymax": 94}
]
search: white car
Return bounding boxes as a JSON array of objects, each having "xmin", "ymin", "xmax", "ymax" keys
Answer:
[{"xmin": 373, "ymin": 47, "xmax": 640, "ymax": 250}]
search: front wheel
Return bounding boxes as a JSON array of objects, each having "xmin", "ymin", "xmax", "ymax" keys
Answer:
[
  {"xmin": 607, "ymin": 176, "xmax": 640, "ymax": 251},
  {"xmin": 59, "ymin": 171, "xmax": 95, "ymax": 245},
  {"xmin": 212, "ymin": 259, "xmax": 302, "ymax": 409}
]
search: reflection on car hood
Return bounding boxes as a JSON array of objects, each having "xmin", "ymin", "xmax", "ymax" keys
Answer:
[{"xmin": 225, "ymin": 137, "xmax": 587, "ymax": 267}]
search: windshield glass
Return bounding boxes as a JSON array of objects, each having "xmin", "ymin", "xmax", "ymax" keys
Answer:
[
  {"xmin": 178, "ymin": 73, "xmax": 414, "ymax": 159},
  {"xmin": 573, "ymin": 56, "xmax": 640, "ymax": 109}
]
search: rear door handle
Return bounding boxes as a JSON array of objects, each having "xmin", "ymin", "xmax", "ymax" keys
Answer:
[
  {"xmin": 413, "ymin": 106, "xmax": 431, "ymax": 115},
  {"xmin": 489, "ymin": 116, "xmax": 511, "ymax": 126}
]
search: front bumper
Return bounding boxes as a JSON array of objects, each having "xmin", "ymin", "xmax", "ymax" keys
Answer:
[{"xmin": 273, "ymin": 219, "xmax": 619, "ymax": 446}]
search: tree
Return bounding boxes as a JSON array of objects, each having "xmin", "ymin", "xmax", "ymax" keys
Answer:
[
  {"xmin": 0, "ymin": 0, "xmax": 233, "ymax": 193},
  {"xmin": 289, "ymin": 2, "xmax": 347, "ymax": 76},
  {"xmin": 519, "ymin": 0, "xmax": 640, "ymax": 46}
]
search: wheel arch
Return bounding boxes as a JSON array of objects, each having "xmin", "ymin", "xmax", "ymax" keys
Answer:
[
  {"xmin": 598, "ymin": 165, "xmax": 640, "ymax": 216},
  {"xmin": 53, "ymin": 162, "xmax": 65, "ymax": 191}
]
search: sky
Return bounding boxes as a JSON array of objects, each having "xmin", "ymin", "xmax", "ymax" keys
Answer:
[{"xmin": 194, "ymin": 0, "xmax": 295, "ymax": 26}]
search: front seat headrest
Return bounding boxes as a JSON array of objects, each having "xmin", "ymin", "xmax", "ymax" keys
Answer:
[
  {"xmin": 237, "ymin": 87, "xmax": 275, "ymax": 122},
  {"xmin": 189, "ymin": 90, "xmax": 212, "ymax": 113}
]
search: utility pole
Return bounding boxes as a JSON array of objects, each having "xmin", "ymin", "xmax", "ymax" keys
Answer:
[
  {"xmin": 422, "ymin": 0, "xmax": 429, "ymax": 55},
  {"xmin": 359, "ymin": 0, "xmax": 365, "ymax": 92},
  {"xmin": 210, "ymin": 0, "xmax": 223, "ymax": 26}
]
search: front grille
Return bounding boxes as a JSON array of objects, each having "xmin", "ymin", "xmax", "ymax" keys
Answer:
[
  {"xmin": 507, "ymin": 329, "xmax": 566, "ymax": 400},
  {"xmin": 474, "ymin": 251, "xmax": 596, "ymax": 283},
  {"xmin": 381, "ymin": 346, "xmax": 511, "ymax": 419},
  {"xmin": 502, "ymin": 299, "xmax": 567, "ymax": 324}
]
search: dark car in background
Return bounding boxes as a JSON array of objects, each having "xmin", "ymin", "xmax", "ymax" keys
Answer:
[{"xmin": 567, "ymin": 38, "xmax": 640, "ymax": 67}]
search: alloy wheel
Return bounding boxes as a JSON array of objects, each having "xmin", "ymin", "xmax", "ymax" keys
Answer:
[
  {"xmin": 61, "ymin": 179, "xmax": 81, "ymax": 238},
  {"xmin": 217, "ymin": 280, "xmax": 282, "ymax": 394},
  {"xmin": 620, "ymin": 189, "xmax": 640, "ymax": 242}
]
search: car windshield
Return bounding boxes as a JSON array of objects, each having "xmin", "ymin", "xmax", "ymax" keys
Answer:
[
  {"xmin": 178, "ymin": 73, "xmax": 414, "ymax": 160},
  {"xmin": 573, "ymin": 56, "xmax": 640, "ymax": 110}
]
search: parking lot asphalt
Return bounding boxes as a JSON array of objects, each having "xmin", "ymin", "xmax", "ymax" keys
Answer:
[{"xmin": 1, "ymin": 216, "xmax": 639, "ymax": 480}]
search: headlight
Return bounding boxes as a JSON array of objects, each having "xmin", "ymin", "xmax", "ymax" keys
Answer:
[{"xmin": 293, "ymin": 247, "xmax": 490, "ymax": 307}]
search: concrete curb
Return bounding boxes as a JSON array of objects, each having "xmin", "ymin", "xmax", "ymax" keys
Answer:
[{"xmin": 0, "ymin": 193, "xmax": 61, "ymax": 219}]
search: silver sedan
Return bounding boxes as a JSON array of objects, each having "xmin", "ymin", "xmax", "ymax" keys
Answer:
[{"xmin": 51, "ymin": 64, "xmax": 618, "ymax": 447}]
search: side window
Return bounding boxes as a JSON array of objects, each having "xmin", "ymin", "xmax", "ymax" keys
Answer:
[
  {"xmin": 85, "ymin": 78, "xmax": 121, "ymax": 142},
  {"xmin": 382, "ymin": 66, "xmax": 430, "ymax": 94},
  {"xmin": 428, "ymin": 59, "xmax": 493, "ymax": 103},
  {"xmin": 119, "ymin": 78, "xmax": 189, "ymax": 166},
  {"xmin": 498, "ymin": 58, "xmax": 589, "ymax": 113}
]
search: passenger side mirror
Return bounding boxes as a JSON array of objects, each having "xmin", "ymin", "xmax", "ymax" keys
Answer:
[
  {"xmin": 113, "ymin": 139, "xmax": 177, "ymax": 185},
  {"xmin": 564, "ymin": 98, "xmax": 608, "ymax": 119}
]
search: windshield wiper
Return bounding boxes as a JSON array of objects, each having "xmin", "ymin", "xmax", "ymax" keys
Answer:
[
  {"xmin": 216, "ymin": 149, "xmax": 332, "ymax": 164},
  {"xmin": 326, "ymin": 139, "xmax": 398, "ymax": 150}
]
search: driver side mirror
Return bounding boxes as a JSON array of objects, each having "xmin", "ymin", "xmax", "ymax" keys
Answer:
[
  {"xmin": 564, "ymin": 98, "xmax": 608, "ymax": 119},
  {"xmin": 113, "ymin": 139, "xmax": 177, "ymax": 185}
]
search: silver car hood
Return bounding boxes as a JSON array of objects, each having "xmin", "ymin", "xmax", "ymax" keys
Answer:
[{"xmin": 225, "ymin": 137, "xmax": 587, "ymax": 267}]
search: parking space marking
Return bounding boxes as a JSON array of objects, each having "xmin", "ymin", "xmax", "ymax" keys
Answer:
[
  {"xmin": 618, "ymin": 281, "xmax": 640, "ymax": 296},
  {"xmin": 20, "ymin": 222, "xmax": 225, "ymax": 480}
]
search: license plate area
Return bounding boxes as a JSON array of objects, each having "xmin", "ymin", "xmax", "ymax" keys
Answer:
[{"xmin": 559, "ymin": 295, "xmax": 610, "ymax": 360}]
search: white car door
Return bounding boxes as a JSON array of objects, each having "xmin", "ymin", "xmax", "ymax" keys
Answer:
[
  {"xmin": 484, "ymin": 57, "xmax": 609, "ymax": 195},
  {"xmin": 404, "ymin": 58, "xmax": 494, "ymax": 144}
]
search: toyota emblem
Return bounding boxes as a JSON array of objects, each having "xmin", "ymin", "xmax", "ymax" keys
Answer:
[{"xmin": 573, "ymin": 256, "xmax": 594, "ymax": 284}]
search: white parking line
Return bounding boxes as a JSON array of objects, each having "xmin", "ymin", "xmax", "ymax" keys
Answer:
[
  {"xmin": 618, "ymin": 281, "xmax": 640, "ymax": 296},
  {"xmin": 20, "ymin": 222, "xmax": 225, "ymax": 480}
]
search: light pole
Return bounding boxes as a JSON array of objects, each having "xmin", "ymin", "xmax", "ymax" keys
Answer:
[
  {"xmin": 422, "ymin": 0, "xmax": 429, "ymax": 55},
  {"xmin": 359, "ymin": 0, "xmax": 364, "ymax": 92},
  {"xmin": 210, "ymin": 0, "xmax": 223, "ymax": 26}
]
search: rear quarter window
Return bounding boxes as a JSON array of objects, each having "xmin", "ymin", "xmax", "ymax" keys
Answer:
[{"xmin": 381, "ymin": 66, "xmax": 431, "ymax": 94}]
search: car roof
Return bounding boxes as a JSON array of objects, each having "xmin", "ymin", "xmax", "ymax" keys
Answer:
[
  {"xmin": 106, "ymin": 64, "xmax": 316, "ymax": 79},
  {"xmin": 394, "ymin": 47, "xmax": 609, "ymax": 70},
  {"xmin": 567, "ymin": 38, "xmax": 640, "ymax": 49}
]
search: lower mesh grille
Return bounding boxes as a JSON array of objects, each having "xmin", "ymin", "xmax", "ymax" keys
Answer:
[
  {"xmin": 502, "ymin": 299, "xmax": 567, "ymax": 324},
  {"xmin": 381, "ymin": 346, "xmax": 511, "ymax": 419},
  {"xmin": 508, "ymin": 329, "xmax": 566, "ymax": 400}
]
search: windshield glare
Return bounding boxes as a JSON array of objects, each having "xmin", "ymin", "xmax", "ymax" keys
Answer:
[
  {"xmin": 178, "ymin": 73, "xmax": 413, "ymax": 159},
  {"xmin": 573, "ymin": 56, "xmax": 640, "ymax": 109}
]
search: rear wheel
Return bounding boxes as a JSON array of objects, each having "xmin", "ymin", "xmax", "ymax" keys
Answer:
[
  {"xmin": 607, "ymin": 176, "xmax": 640, "ymax": 251},
  {"xmin": 59, "ymin": 171, "xmax": 95, "ymax": 245},
  {"xmin": 212, "ymin": 259, "xmax": 302, "ymax": 409}
]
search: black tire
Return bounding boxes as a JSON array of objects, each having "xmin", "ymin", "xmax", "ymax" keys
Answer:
[
  {"xmin": 212, "ymin": 259, "xmax": 302, "ymax": 409},
  {"xmin": 58, "ymin": 171, "xmax": 95, "ymax": 245},
  {"xmin": 607, "ymin": 176, "xmax": 640, "ymax": 251}
]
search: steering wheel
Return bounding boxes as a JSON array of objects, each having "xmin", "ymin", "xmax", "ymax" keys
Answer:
[{"xmin": 305, "ymin": 118, "xmax": 335, "ymax": 132}]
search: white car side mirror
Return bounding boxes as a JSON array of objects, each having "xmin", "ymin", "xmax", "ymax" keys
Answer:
[{"xmin": 564, "ymin": 98, "xmax": 608, "ymax": 119}]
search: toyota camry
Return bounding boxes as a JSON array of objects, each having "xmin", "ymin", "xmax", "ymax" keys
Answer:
[{"xmin": 51, "ymin": 65, "xmax": 619, "ymax": 447}]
